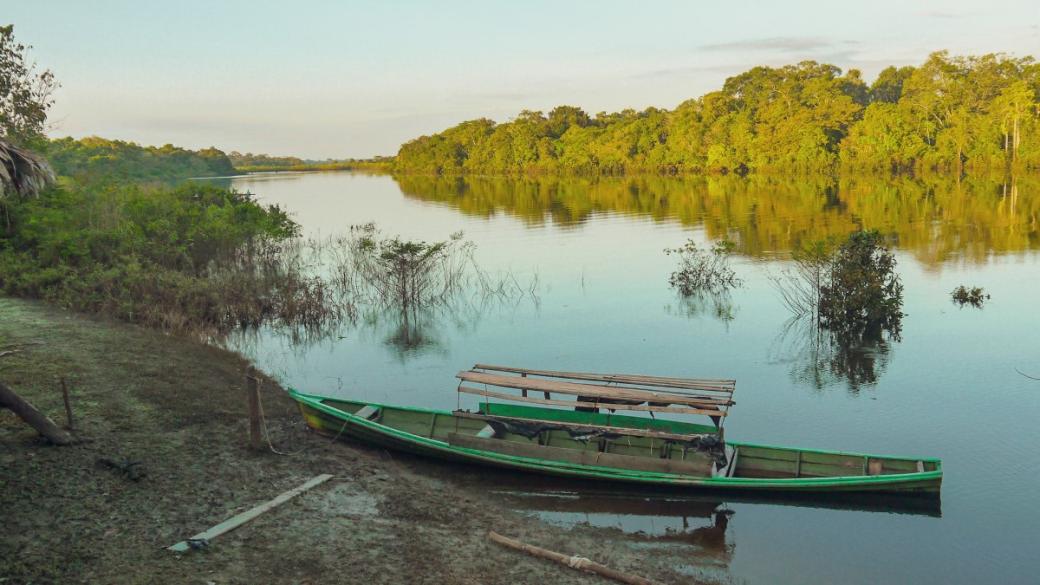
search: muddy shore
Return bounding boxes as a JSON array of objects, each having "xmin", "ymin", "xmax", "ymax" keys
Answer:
[{"xmin": 0, "ymin": 298, "xmax": 725, "ymax": 584}]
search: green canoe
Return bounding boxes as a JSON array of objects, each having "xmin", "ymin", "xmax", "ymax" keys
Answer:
[{"xmin": 289, "ymin": 370, "xmax": 942, "ymax": 495}]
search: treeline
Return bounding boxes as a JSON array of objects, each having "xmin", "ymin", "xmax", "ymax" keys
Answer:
[
  {"xmin": 230, "ymin": 151, "xmax": 394, "ymax": 173},
  {"xmin": 43, "ymin": 136, "xmax": 235, "ymax": 181},
  {"xmin": 395, "ymin": 52, "xmax": 1040, "ymax": 176}
]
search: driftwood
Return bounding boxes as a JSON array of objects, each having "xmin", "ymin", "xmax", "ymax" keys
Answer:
[
  {"xmin": 487, "ymin": 531, "xmax": 658, "ymax": 585},
  {"xmin": 0, "ymin": 380, "xmax": 75, "ymax": 445},
  {"xmin": 168, "ymin": 474, "xmax": 334, "ymax": 553}
]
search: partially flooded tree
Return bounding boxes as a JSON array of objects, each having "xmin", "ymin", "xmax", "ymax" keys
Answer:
[
  {"xmin": 665, "ymin": 239, "xmax": 741, "ymax": 296},
  {"xmin": 818, "ymin": 231, "xmax": 904, "ymax": 341},
  {"xmin": 343, "ymin": 223, "xmax": 472, "ymax": 310},
  {"xmin": 775, "ymin": 231, "xmax": 903, "ymax": 341}
]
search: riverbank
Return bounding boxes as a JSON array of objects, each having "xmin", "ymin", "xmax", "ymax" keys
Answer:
[{"xmin": 0, "ymin": 297, "xmax": 716, "ymax": 584}]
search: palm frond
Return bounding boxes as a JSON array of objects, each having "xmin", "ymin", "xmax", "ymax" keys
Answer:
[{"xmin": 0, "ymin": 137, "xmax": 55, "ymax": 199}]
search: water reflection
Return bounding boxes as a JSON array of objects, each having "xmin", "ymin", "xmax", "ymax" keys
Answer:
[
  {"xmin": 772, "ymin": 317, "xmax": 895, "ymax": 392},
  {"xmin": 664, "ymin": 291, "xmax": 737, "ymax": 324},
  {"xmin": 395, "ymin": 174, "xmax": 1040, "ymax": 266}
]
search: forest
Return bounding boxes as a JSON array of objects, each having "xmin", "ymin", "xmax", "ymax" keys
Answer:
[
  {"xmin": 42, "ymin": 136, "xmax": 235, "ymax": 181},
  {"xmin": 394, "ymin": 52, "xmax": 1040, "ymax": 176}
]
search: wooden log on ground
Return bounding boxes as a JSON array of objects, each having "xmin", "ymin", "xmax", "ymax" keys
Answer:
[
  {"xmin": 0, "ymin": 380, "xmax": 75, "ymax": 445},
  {"xmin": 168, "ymin": 473, "xmax": 334, "ymax": 552},
  {"xmin": 488, "ymin": 531, "xmax": 658, "ymax": 585},
  {"xmin": 246, "ymin": 367, "xmax": 262, "ymax": 451}
]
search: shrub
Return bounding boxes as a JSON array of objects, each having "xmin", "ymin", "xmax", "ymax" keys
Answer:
[
  {"xmin": 951, "ymin": 285, "xmax": 988, "ymax": 308},
  {"xmin": 665, "ymin": 239, "xmax": 741, "ymax": 296},
  {"xmin": 774, "ymin": 230, "xmax": 904, "ymax": 342}
]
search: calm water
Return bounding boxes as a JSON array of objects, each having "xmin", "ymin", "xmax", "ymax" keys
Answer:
[{"xmin": 225, "ymin": 171, "xmax": 1039, "ymax": 585}]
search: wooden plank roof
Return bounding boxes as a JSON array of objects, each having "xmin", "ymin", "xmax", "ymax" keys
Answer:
[{"xmin": 456, "ymin": 365, "xmax": 736, "ymax": 421}]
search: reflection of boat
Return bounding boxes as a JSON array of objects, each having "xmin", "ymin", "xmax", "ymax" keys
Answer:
[
  {"xmin": 492, "ymin": 488, "xmax": 732, "ymax": 549},
  {"xmin": 290, "ymin": 364, "xmax": 942, "ymax": 495}
]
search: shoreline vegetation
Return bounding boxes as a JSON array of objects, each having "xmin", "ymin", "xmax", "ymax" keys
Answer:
[{"xmin": 393, "ymin": 52, "xmax": 1040, "ymax": 177}]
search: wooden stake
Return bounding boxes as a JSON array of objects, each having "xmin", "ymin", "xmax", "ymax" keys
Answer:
[
  {"xmin": 60, "ymin": 377, "xmax": 74, "ymax": 430},
  {"xmin": 0, "ymin": 380, "xmax": 75, "ymax": 445},
  {"xmin": 168, "ymin": 474, "xmax": 334, "ymax": 552},
  {"xmin": 488, "ymin": 531, "xmax": 658, "ymax": 585},
  {"xmin": 246, "ymin": 367, "xmax": 261, "ymax": 451}
]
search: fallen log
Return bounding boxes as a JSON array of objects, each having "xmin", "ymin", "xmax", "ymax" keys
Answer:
[
  {"xmin": 0, "ymin": 380, "xmax": 75, "ymax": 445},
  {"xmin": 488, "ymin": 531, "xmax": 658, "ymax": 585}
]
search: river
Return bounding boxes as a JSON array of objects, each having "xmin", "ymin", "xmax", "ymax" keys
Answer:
[{"xmin": 221, "ymin": 171, "xmax": 1039, "ymax": 584}]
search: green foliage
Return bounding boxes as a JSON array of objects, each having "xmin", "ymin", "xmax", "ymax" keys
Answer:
[
  {"xmin": 665, "ymin": 239, "xmax": 741, "ymax": 296},
  {"xmin": 951, "ymin": 285, "xmax": 989, "ymax": 308},
  {"xmin": 343, "ymin": 223, "xmax": 470, "ymax": 310},
  {"xmin": 0, "ymin": 180, "xmax": 306, "ymax": 333},
  {"xmin": 42, "ymin": 136, "xmax": 235, "ymax": 181},
  {"xmin": 818, "ymin": 231, "xmax": 904, "ymax": 341},
  {"xmin": 395, "ymin": 53, "xmax": 1040, "ymax": 176},
  {"xmin": 0, "ymin": 25, "xmax": 58, "ymax": 143}
]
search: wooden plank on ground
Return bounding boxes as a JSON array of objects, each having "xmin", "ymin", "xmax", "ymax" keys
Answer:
[
  {"xmin": 458, "ymin": 386, "xmax": 727, "ymax": 418},
  {"xmin": 457, "ymin": 371, "xmax": 732, "ymax": 410},
  {"xmin": 167, "ymin": 474, "xmax": 334, "ymax": 553}
]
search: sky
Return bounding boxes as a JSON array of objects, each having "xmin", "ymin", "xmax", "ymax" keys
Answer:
[{"xmin": 5, "ymin": 0, "xmax": 1039, "ymax": 159}]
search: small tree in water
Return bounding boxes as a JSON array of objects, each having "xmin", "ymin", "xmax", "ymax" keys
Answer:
[
  {"xmin": 665, "ymin": 239, "xmax": 741, "ymax": 296},
  {"xmin": 818, "ymin": 230, "xmax": 904, "ymax": 341}
]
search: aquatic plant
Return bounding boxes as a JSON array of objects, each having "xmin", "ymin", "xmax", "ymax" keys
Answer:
[
  {"xmin": 665, "ymin": 239, "xmax": 741, "ymax": 296},
  {"xmin": 951, "ymin": 285, "xmax": 989, "ymax": 308}
]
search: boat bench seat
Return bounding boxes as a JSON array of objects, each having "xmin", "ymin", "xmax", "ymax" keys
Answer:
[{"xmin": 354, "ymin": 405, "xmax": 380, "ymax": 420}]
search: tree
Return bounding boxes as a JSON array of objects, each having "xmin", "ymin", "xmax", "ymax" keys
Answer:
[
  {"xmin": 0, "ymin": 25, "xmax": 58, "ymax": 143},
  {"xmin": 819, "ymin": 231, "xmax": 904, "ymax": 342}
]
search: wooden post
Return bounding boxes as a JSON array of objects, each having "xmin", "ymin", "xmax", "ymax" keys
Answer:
[
  {"xmin": 488, "ymin": 531, "xmax": 658, "ymax": 585},
  {"xmin": 60, "ymin": 377, "xmax": 74, "ymax": 430},
  {"xmin": 0, "ymin": 380, "xmax": 75, "ymax": 445},
  {"xmin": 246, "ymin": 367, "xmax": 262, "ymax": 451}
]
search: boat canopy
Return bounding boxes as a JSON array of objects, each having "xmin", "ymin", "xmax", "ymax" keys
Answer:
[{"xmin": 455, "ymin": 364, "xmax": 736, "ymax": 430}]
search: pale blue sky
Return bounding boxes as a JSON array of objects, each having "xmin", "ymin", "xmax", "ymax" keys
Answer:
[{"xmin": 5, "ymin": 0, "xmax": 1039, "ymax": 158}]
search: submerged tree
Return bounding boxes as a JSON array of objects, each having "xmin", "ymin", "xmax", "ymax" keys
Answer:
[
  {"xmin": 665, "ymin": 239, "xmax": 741, "ymax": 296},
  {"xmin": 774, "ymin": 230, "xmax": 904, "ymax": 344}
]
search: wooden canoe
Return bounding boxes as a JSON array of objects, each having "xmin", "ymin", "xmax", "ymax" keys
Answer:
[{"xmin": 288, "ymin": 389, "xmax": 942, "ymax": 495}]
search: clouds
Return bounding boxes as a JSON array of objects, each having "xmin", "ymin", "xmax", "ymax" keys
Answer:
[{"xmin": 698, "ymin": 36, "xmax": 838, "ymax": 53}]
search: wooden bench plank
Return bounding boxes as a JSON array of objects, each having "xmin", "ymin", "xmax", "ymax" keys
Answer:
[
  {"xmin": 458, "ymin": 386, "xmax": 727, "ymax": 418},
  {"xmin": 473, "ymin": 364, "xmax": 735, "ymax": 392},
  {"xmin": 354, "ymin": 405, "xmax": 379, "ymax": 420},
  {"xmin": 457, "ymin": 372, "xmax": 732, "ymax": 411}
]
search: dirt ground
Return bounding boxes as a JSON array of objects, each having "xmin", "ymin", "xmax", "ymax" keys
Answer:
[{"xmin": 0, "ymin": 297, "xmax": 727, "ymax": 585}]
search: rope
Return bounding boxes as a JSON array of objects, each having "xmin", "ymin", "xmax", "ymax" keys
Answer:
[
  {"xmin": 253, "ymin": 376, "xmax": 306, "ymax": 456},
  {"xmin": 567, "ymin": 556, "xmax": 591, "ymax": 569}
]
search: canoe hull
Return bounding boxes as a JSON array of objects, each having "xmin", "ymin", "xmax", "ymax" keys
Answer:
[{"xmin": 292, "ymin": 390, "xmax": 942, "ymax": 495}]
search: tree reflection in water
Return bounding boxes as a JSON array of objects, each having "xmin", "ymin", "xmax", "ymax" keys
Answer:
[{"xmin": 772, "ymin": 317, "xmax": 895, "ymax": 392}]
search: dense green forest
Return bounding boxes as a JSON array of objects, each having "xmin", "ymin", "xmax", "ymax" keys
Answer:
[
  {"xmin": 229, "ymin": 151, "xmax": 394, "ymax": 173},
  {"xmin": 395, "ymin": 52, "xmax": 1040, "ymax": 176},
  {"xmin": 42, "ymin": 136, "xmax": 235, "ymax": 181}
]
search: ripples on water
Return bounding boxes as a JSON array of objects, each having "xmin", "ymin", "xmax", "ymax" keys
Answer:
[{"xmin": 218, "ymin": 171, "xmax": 1039, "ymax": 585}]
